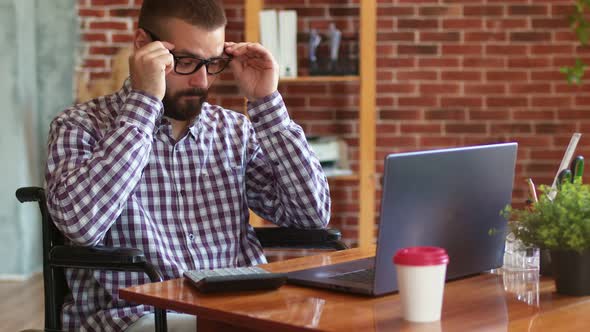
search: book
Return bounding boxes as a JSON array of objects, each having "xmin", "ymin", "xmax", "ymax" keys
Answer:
[
  {"xmin": 259, "ymin": 10, "xmax": 279, "ymax": 67},
  {"xmin": 278, "ymin": 10, "xmax": 298, "ymax": 78}
]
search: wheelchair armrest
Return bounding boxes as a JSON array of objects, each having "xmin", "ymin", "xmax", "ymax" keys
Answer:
[
  {"xmin": 254, "ymin": 227, "xmax": 348, "ymax": 250},
  {"xmin": 16, "ymin": 186, "xmax": 45, "ymax": 203},
  {"xmin": 49, "ymin": 245, "xmax": 163, "ymax": 282}
]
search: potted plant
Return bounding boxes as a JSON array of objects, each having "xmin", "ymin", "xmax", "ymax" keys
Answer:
[{"xmin": 502, "ymin": 179, "xmax": 590, "ymax": 296}]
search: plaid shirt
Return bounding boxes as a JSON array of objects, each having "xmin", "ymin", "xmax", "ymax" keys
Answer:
[{"xmin": 44, "ymin": 79, "xmax": 330, "ymax": 331}]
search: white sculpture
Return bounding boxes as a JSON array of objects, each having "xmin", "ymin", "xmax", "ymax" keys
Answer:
[{"xmin": 328, "ymin": 23, "xmax": 341, "ymax": 65}]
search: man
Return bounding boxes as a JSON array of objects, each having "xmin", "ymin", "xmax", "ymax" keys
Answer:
[{"xmin": 44, "ymin": 0, "xmax": 330, "ymax": 330}]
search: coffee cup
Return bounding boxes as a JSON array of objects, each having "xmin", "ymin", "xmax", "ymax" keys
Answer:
[{"xmin": 393, "ymin": 246, "xmax": 449, "ymax": 323}]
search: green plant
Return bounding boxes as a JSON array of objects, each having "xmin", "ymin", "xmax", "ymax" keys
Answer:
[
  {"xmin": 561, "ymin": 0, "xmax": 590, "ymax": 84},
  {"xmin": 502, "ymin": 180, "xmax": 590, "ymax": 253}
]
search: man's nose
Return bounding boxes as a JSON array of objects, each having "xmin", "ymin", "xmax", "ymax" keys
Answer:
[{"xmin": 188, "ymin": 65, "xmax": 208, "ymax": 88}]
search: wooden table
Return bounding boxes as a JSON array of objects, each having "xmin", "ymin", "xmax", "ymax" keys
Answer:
[{"xmin": 120, "ymin": 247, "xmax": 590, "ymax": 331}]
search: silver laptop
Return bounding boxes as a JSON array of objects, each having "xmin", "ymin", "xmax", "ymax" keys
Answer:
[{"xmin": 287, "ymin": 143, "xmax": 517, "ymax": 296}]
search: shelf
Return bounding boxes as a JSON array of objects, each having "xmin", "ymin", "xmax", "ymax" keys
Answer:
[
  {"xmin": 279, "ymin": 76, "xmax": 360, "ymax": 83},
  {"xmin": 245, "ymin": 0, "xmax": 376, "ymax": 244},
  {"xmin": 327, "ymin": 174, "xmax": 359, "ymax": 181}
]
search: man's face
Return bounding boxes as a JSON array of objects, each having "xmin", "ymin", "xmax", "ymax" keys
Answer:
[{"xmin": 158, "ymin": 18, "xmax": 226, "ymax": 121}]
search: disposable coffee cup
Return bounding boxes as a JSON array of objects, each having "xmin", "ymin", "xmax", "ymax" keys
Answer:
[{"xmin": 393, "ymin": 246, "xmax": 449, "ymax": 323}]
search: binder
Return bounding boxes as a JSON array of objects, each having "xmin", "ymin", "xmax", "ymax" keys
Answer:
[
  {"xmin": 278, "ymin": 10, "xmax": 298, "ymax": 78},
  {"xmin": 259, "ymin": 10, "xmax": 279, "ymax": 67}
]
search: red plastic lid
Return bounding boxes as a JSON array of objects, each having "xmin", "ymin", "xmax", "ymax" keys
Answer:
[{"xmin": 393, "ymin": 246, "xmax": 449, "ymax": 266}]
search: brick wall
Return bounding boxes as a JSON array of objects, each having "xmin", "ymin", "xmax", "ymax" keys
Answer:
[{"xmin": 77, "ymin": 0, "xmax": 590, "ymax": 247}]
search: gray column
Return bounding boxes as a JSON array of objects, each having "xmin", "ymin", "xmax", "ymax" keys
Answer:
[{"xmin": 0, "ymin": 0, "xmax": 76, "ymax": 277}]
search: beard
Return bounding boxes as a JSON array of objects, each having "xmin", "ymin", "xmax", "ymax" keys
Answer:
[{"xmin": 162, "ymin": 88, "xmax": 208, "ymax": 121}]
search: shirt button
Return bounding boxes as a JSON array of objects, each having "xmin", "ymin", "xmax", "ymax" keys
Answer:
[
  {"xmin": 188, "ymin": 233, "xmax": 194, "ymax": 241},
  {"xmin": 180, "ymin": 189, "xmax": 186, "ymax": 197}
]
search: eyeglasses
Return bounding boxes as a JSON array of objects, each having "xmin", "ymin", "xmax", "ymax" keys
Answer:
[{"xmin": 141, "ymin": 27, "xmax": 232, "ymax": 76}]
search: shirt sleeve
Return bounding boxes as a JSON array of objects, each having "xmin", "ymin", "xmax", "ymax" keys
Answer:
[
  {"xmin": 244, "ymin": 91, "xmax": 331, "ymax": 228},
  {"xmin": 44, "ymin": 91, "xmax": 162, "ymax": 246}
]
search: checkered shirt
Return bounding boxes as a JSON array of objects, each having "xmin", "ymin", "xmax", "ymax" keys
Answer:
[{"xmin": 44, "ymin": 79, "xmax": 330, "ymax": 331}]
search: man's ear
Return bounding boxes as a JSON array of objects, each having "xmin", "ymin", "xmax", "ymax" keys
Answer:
[{"xmin": 134, "ymin": 29, "xmax": 151, "ymax": 50}]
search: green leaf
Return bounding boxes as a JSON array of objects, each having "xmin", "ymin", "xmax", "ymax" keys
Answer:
[
  {"xmin": 504, "ymin": 181, "xmax": 590, "ymax": 252},
  {"xmin": 575, "ymin": 25, "xmax": 590, "ymax": 45},
  {"xmin": 563, "ymin": 2, "xmax": 590, "ymax": 83}
]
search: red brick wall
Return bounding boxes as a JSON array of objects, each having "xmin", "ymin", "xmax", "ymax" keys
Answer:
[{"xmin": 77, "ymin": 0, "xmax": 590, "ymax": 247}]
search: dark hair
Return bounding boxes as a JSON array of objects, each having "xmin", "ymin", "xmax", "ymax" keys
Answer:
[{"xmin": 139, "ymin": 0, "xmax": 227, "ymax": 33}]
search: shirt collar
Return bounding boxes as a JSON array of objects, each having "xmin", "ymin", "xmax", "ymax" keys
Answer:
[
  {"xmin": 185, "ymin": 114, "xmax": 202, "ymax": 139},
  {"xmin": 158, "ymin": 106, "xmax": 209, "ymax": 140}
]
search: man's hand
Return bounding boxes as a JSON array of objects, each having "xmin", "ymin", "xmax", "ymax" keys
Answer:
[
  {"xmin": 129, "ymin": 41, "xmax": 175, "ymax": 100},
  {"xmin": 224, "ymin": 42, "xmax": 279, "ymax": 101}
]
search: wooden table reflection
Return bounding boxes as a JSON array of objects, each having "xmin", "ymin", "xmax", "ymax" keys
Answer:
[{"xmin": 120, "ymin": 247, "xmax": 590, "ymax": 331}]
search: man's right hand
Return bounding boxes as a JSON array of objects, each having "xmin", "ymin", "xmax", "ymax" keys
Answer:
[{"xmin": 129, "ymin": 41, "xmax": 175, "ymax": 100}]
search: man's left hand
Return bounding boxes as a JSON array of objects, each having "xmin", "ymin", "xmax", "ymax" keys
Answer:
[{"xmin": 224, "ymin": 42, "xmax": 279, "ymax": 101}]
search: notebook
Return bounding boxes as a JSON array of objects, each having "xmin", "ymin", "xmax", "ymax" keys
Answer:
[{"xmin": 287, "ymin": 143, "xmax": 517, "ymax": 296}]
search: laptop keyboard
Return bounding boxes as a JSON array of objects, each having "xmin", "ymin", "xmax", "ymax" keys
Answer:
[{"xmin": 329, "ymin": 268, "xmax": 375, "ymax": 284}]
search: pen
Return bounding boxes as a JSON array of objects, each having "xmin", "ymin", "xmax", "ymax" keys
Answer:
[{"xmin": 526, "ymin": 178, "xmax": 538, "ymax": 203}]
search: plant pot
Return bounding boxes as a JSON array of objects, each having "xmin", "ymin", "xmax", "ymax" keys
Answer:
[
  {"xmin": 550, "ymin": 249, "xmax": 590, "ymax": 296},
  {"xmin": 540, "ymin": 249, "xmax": 552, "ymax": 276}
]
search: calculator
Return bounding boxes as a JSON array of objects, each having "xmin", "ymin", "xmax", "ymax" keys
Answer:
[{"xmin": 183, "ymin": 266, "xmax": 287, "ymax": 293}]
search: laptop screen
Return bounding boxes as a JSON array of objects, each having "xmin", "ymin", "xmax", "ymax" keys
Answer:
[{"xmin": 373, "ymin": 143, "xmax": 517, "ymax": 295}]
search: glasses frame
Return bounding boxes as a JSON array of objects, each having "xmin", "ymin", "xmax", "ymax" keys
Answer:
[{"xmin": 141, "ymin": 27, "xmax": 232, "ymax": 76}]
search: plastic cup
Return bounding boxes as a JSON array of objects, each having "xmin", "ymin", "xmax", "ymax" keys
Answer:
[{"xmin": 393, "ymin": 247, "xmax": 450, "ymax": 323}]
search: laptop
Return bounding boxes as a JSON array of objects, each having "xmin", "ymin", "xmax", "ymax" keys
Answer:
[{"xmin": 287, "ymin": 143, "xmax": 518, "ymax": 296}]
